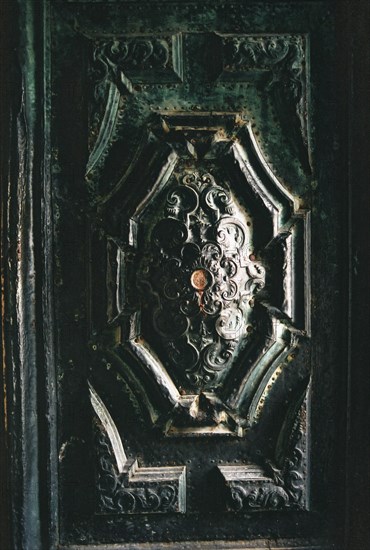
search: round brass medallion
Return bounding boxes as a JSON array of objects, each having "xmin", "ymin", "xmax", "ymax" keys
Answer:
[{"xmin": 190, "ymin": 269, "xmax": 210, "ymax": 291}]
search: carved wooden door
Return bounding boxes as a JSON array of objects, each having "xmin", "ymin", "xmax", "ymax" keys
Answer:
[{"xmin": 5, "ymin": 1, "xmax": 353, "ymax": 548}]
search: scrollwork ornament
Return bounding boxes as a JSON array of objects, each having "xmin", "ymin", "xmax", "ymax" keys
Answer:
[
  {"xmin": 94, "ymin": 37, "xmax": 171, "ymax": 88},
  {"xmin": 225, "ymin": 399, "xmax": 307, "ymax": 511},
  {"xmin": 223, "ymin": 36, "xmax": 291, "ymax": 71},
  {"xmin": 140, "ymin": 171, "xmax": 265, "ymax": 390},
  {"xmin": 229, "ymin": 484, "xmax": 290, "ymax": 511},
  {"xmin": 94, "ymin": 420, "xmax": 180, "ymax": 514},
  {"xmin": 222, "ymin": 34, "xmax": 310, "ymax": 173}
]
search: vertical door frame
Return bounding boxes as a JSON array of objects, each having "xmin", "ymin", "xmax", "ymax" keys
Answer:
[{"xmin": 342, "ymin": 1, "xmax": 370, "ymax": 548}]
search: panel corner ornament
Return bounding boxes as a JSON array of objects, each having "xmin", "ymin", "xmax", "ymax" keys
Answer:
[
  {"xmin": 218, "ymin": 393, "xmax": 308, "ymax": 512},
  {"xmin": 90, "ymin": 384, "xmax": 186, "ymax": 515},
  {"xmin": 140, "ymin": 171, "xmax": 265, "ymax": 391}
]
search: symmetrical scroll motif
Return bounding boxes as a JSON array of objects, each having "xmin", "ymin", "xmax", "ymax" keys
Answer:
[
  {"xmin": 141, "ymin": 171, "xmax": 265, "ymax": 391},
  {"xmin": 222, "ymin": 35, "xmax": 303, "ymax": 73},
  {"xmin": 95, "ymin": 38, "xmax": 170, "ymax": 76},
  {"xmin": 94, "ymin": 35, "xmax": 182, "ymax": 92},
  {"xmin": 90, "ymin": 114, "xmax": 309, "ymax": 438}
]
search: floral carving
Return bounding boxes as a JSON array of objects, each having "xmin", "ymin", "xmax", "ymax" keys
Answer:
[{"xmin": 141, "ymin": 172, "xmax": 265, "ymax": 390}]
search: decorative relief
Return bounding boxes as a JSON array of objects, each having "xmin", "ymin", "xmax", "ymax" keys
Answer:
[
  {"xmin": 94, "ymin": 423, "xmax": 186, "ymax": 514},
  {"xmin": 86, "ymin": 83, "xmax": 123, "ymax": 181},
  {"xmin": 86, "ymin": 34, "xmax": 183, "ymax": 180},
  {"xmin": 141, "ymin": 171, "xmax": 265, "ymax": 391},
  {"xmin": 96, "ymin": 37, "xmax": 170, "ymax": 72},
  {"xmin": 90, "ymin": 115, "xmax": 309, "ymax": 438},
  {"xmin": 221, "ymin": 34, "xmax": 309, "ymax": 172},
  {"xmin": 87, "ymin": 32, "xmax": 309, "ymax": 191},
  {"xmin": 93, "ymin": 34, "xmax": 182, "ymax": 90},
  {"xmin": 90, "ymin": 385, "xmax": 186, "ymax": 515},
  {"xmin": 222, "ymin": 35, "xmax": 304, "ymax": 74},
  {"xmin": 219, "ymin": 394, "xmax": 307, "ymax": 511}
]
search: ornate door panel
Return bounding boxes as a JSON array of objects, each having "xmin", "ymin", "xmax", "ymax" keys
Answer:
[{"xmin": 13, "ymin": 1, "xmax": 345, "ymax": 548}]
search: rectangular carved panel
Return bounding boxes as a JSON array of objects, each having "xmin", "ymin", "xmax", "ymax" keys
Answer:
[{"xmin": 47, "ymin": 1, "xmax": 342, "ymax": 546}]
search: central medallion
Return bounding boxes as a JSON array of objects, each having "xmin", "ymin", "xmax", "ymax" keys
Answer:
[
  {"xmin": 190, "ymin": 269, "xmax": 211, "ymax": 291},
  {"xmin": 141, "ymin": 171, "xmax": 265, "ymax": 391}
]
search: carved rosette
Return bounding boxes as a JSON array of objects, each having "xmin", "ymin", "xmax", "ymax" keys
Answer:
[{"xmin": 141, "ymin": 171, "xmax": 265, "ymax": 390}]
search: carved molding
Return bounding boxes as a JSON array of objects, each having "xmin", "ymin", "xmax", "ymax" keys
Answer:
[
  {"xmin": 90, "ymin": 384, "xmax": 186, "ymax": 514},
  {"xmin": 94, "ymin": 34, "xmax": 183, "ymax": 89},
  {"xmin": 221, "ymin": 34, "xmax": 309, "ymax": 172},
  {"xmin": 86, "ymin": 34, "xmax": 183, "ymax": 179},
  {"xmin": 87, "ymin": 32, "xmax": 309, "ymax": 188},
  {"xmin": 98, "ymin": 38, "xmax": 171, "ymax": 70},
  {"xmin": 222, "ymin": 35, "xmax": 304, "ymax": 74},
  {"xmin": 89, "ymin": 114, "xmax": 309, "ymax": 437},
  {"xmin": 218, "ymin": 391, "xmax": 308, "ymax": 511},
  {"xmin": 86, "ymin": 82, "xmax": 122, "ymax": 180}
]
